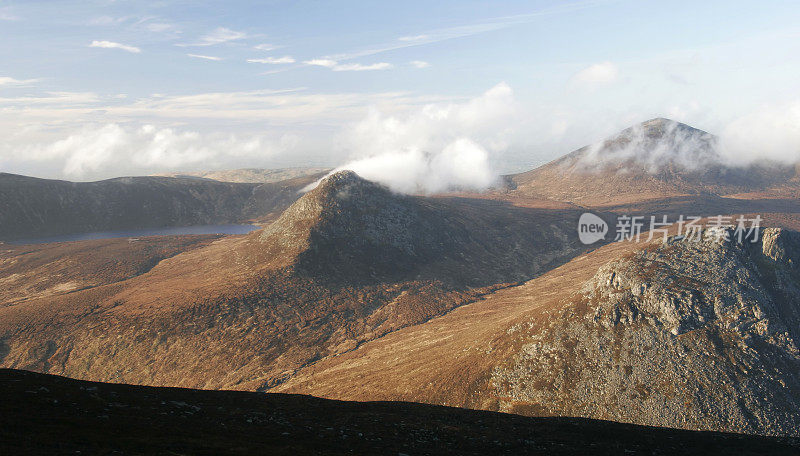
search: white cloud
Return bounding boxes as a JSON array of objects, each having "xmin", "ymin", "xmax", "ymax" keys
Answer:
[
  {"xmin": 0, "ymin": 88, "xmax": 457, "ymax": 134},
  {"xmin": 319, "ymin": 139, "xmax": 494, "ymax": 194},
  {"xmin": 571, "ymin": 61, "xmax": 619, "ymax": 88},
  {"xmin": 247, "ymin": 56, "xmax": 295, "ymax": 64},
  {"xmin": 719, "ymin": 101, "xmax": 800, "ymax": 166},
  {"xmin": 332, "ymin": 62, "xmax": 392, "ymax": 72},
  {"xmin": 89, "ymin": 40, "xmax": 141, "ymax": 53},
  {"xmin": 575, "ymin": 118, "xmax": 719, "ymax": 172},
  {"xmin": 0, "ymin": 83, "xmax": 532, "ymax": 182},
  {"xmin": 307, "ymin": 82, "xmax": 519, "ymax": 194},
  {"xmin": 304, "ymin": 59, "xmax": 338, "ymax": 68},
  {"xmin": 410, "ymin": 60, "xmax": 430, "ymax": 68},
  {"xmin": 398, "ymin": 34, "xmax": 429, "ymax": 42},
  {"xmin": 17, "ymin": 123, "xmax": 299, "ymax": 178},
  {"xmin": 254, "ymin": 43, "xmax": 279, "ymax": 51},
  {"xmin": 304, "ymin": 59, "xmax": 392, "ymax": 71},
  {"xmin": 0, "ymin": 91, "xmax": 100, "ymax": 106},
  {"xmin": 188, "ymin": 54, "xmax": 222, "ymax": 61},
  {"xmin": 0, "ymin": 76, "xmax": 39, "ymax": 86},
  {"xmin": 184, "ymin": 27, "xmax": 247, "ymax": 46}
]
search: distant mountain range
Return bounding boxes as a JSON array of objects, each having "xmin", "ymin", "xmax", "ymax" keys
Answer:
[{"xmin": 153, "ymin": 167, "xmax": 331, "ymax": 184}]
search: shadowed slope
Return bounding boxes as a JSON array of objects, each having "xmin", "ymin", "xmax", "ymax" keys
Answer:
[{"xmin": 4, "ymin": 369, "xmax": 796, "ymax": 455}]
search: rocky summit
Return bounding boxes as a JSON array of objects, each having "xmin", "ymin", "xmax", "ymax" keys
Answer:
[{"xmin": 493, "ymin": 228, "xmax": 800, "ymax": 435}]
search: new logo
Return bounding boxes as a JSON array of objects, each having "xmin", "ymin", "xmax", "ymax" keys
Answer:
[{"xmin": 578, "ymin": 213, "xmax": 608, "ymax": 245}]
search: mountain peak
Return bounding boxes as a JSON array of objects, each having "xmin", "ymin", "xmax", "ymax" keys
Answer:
[
  {"xmin": 508, "ymin": 117, "xmax": 786, "ymax": 203},
  {"xmin": 305, "ymin": 170, "xmax": 385, "ymax": 205},
  {"xmin": 562, "ymin": 117, "xmax": 719, "ymax": 175},
  {"xmin": 634, "ymin": 117, "xmax": 711, "ymax": 140},
  {"xmin": 256, "ymin": 170, "xmax": 444, "ymax": 276}
]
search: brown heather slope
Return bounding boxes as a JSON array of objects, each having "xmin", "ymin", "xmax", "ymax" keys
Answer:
[
  {"xmin": 5, "ymin": 369, "xmax": 797, "ymax": 456},
  {"xmin": 0, "ymin": 235, "xmax": 220, "ymax": 306},
  {"xmin": 0, "ymin": 171, "xmax": 592, "ymax": 391},
  {"xmin": 276, "ymin": 227, "xmax": 800, "ymax": 436},
  {"xmin": 274, "ymin": 240, "xmax": 641, "ymax": 405}
]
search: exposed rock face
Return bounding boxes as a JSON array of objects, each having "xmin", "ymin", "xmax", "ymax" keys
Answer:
[{"xmin": 493, "ymin": 228, "xmax": 800, "ymax": 435}]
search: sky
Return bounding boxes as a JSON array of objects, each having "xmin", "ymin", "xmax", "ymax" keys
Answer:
[{"xmin": 1, "ymin": 0, "xmax": 799, "ymax": 185}]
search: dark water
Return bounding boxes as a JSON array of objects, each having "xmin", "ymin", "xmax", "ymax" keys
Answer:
[{"xmin": 7, "ymin": 224, "xmax": 261, "ymax": 245}]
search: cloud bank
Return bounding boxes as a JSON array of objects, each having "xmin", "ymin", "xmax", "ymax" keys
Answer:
[
  {"xmin": 719, "ymin": 101, "xmax": 800, "ymax": 166},
  {"xmin": 575, "ymin": 118, "xmax": 719, "ymax": 172},
  {"xmin": 308, "ymin": 83, "xmax": 518, "ymax": 194},
  {"xmin": 4, "ymin": 124, "xmax": 298, "ymax": 179}
]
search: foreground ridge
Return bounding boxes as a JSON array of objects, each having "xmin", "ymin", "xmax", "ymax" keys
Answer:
[{"xmin": 1, "ymin": 369, "xmax": 797, "ymax": 455}]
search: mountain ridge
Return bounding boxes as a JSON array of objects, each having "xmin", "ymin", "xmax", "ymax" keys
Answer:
[{"xmin": 0, "ymin": 171, "xmax": 324, "ymax": 241}]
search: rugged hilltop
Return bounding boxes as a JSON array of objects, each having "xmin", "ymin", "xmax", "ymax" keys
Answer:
[
  {"xmin": 493, "ymin": 227, "xmax": 800, "ymax": 435},
  {"xmin": 510, "ymin": 118, "xmax": 798, "ymax": 204}
]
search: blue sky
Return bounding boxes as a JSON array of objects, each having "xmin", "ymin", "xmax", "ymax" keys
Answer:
[{"xmin": 1, "ymin": 0, "xmax": 799, "ymax": 182}]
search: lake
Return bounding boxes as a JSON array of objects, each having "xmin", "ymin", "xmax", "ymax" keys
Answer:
[{"xmin": 7, "ymin": 224, "xmax": 261, "ymax": 245}]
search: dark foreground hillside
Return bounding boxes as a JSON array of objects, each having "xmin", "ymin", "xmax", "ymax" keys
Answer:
[{"xmin": 1, "ymin": 369, "xmax": 797, "ymax": 455}]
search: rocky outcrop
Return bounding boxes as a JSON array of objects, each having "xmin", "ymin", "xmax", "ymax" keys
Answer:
[{"xmin": 492, "ymin": 228, "xmax": 800, "ymax": 435}]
